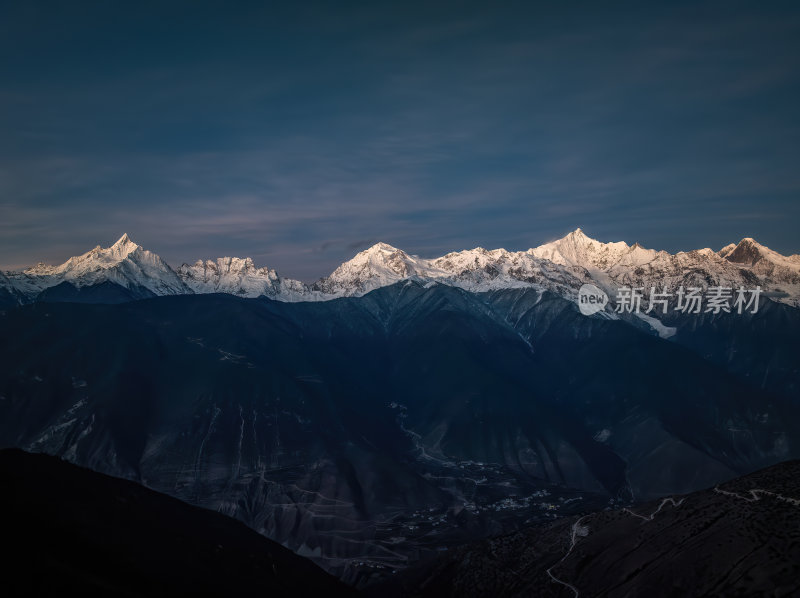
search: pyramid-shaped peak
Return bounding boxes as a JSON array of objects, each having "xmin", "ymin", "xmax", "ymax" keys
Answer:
[
  {"xmin": 556, "ymin": 227, "xmax": 588, "ymax": 242},
  {"xmin": 102, "ymin": 233, "xmax": 141, "ymax": 261},
  {"xmin": 562, "ymin": 227, "xmax": 598, "ymax": 244},
  {"xmin": 724, "ymin": 237, "xmax": 765, "ymax": 266},
  {"xmin": 113, "ymin": 233, "xmax": 138, "ymax": 247}
]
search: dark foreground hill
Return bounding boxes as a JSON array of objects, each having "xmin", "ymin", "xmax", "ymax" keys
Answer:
[
  {"xmin": 374, "ymin": 459, "xmax": 800, "ymax": 597},
  {"xmin": 0, "ymin": 448, "xmax": 355, "ymax": 597}
]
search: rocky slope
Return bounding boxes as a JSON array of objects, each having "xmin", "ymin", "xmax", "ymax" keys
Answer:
[{"xmin": 373, "ymin": 459, "xmax": 800, "ymax": 597}]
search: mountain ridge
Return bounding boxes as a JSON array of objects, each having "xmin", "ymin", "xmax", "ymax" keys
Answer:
[
  {"xmin": 371, "ymin": 458, "xmax": 800, "ymax": 597},
  {"xmin": 2, "ymin": 231, "xmax": 799, "ymax": 312}
]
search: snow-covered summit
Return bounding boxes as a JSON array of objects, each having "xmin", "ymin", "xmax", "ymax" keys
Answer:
[
  {"xmin": 722, "ymin": 238, "xmax": 796, "ymax": 269},
  {"xmin": 25, "ymin": 233, "xmax": 140, "ymax": 277},
  {"xmin": 7, "ymin": 233, "xmax": 188, "ymax": 298},
  {"xmin": 313, "ymin": 242, "xmax": 449, "ymax": 296},
  {"xmin": 177, "ymin": 256, "xmax": 306, "ymax": 299},
  {"xmin": 529, "ymin": 228, "xmax": 641, "ymax": 270},
  {"xmin": 720, "ymin": 237, "xmax": 800, "ymax": 293}
]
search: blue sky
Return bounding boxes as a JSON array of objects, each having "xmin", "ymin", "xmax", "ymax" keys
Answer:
[{"xmin": 1, "ymin": 1, "xmax": 799, "ymax": 280}]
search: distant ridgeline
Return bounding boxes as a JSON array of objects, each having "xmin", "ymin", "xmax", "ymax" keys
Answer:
[{"xmin": 1, "ymin": 230, "xmax": 798, "ymax": 316}]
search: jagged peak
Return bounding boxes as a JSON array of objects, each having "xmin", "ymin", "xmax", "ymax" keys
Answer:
[
  {"xmin": 549, "ymin": 227, "xmax": 614, "ymax": 249},
  {"xmin": 106, "ymin": 233, "xmax": 140, "ymax": 261},
  {"xmin": 218, "ymin": 256, "xmax": 256, "ymax": 266},
  {"xmin": 181, "ymin": 256, "xmax": 267, "ymax": 272},
  {"xmin": 113, "ymin": 233, "xmax": 137, "ymax": 247}
]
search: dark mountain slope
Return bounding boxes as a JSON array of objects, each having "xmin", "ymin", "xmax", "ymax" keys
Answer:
[
  {"xmin": 482, "ymin": 287, "xmax": 800, "ymax": 402},
  {"xmin": 36, "ymin": 280, "xmax": 158, "ymax": 304},
  {"xmin": 0, "ymin": 448, "xmax": 355, "ymax": 597},
  {"xmin": 375, "ymin": 459, "xmax": 800, "ymax": 597},
  {"xmin": 663, "ymin": 298, "xmax": 800, "ymax": 401},
  {"xmin": 0, "ymin": 283, "xmax": 796, "ymax": 582}
]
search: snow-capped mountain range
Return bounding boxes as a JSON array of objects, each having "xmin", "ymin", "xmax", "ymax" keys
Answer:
[{"xmin": 2, "ymin": 230, "xmax": 799, "ymax": 312}]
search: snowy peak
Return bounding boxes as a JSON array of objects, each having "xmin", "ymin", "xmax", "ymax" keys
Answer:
[
  {"xmin": 25, "ymin": 233, "xmax": 141, "ymax": 277},
  {"xmin": 720, "ymin": 237, "xmax": 798, "ymax": 271},
  {"xmin": 565, "ymin": 227, "xmax": 591, "ymax": 244},
  {"xmin": 723, "ymin": 238, "xmax": 768, "ymax": 266},
  {"xmin": 314, "ymin": 241, "xmax": 446, "ymax": 296},
  {"xmin": 107, "ymin": 233, "xmax": 140, "ymax": 260},
  {"xmin": 364, "ymin": 241, "xmax": 402, "ymax": 254},
  {"xmin": 720, "ymin": 238, "xmax": 800, "ymax": 290},
  {"xmin": 113, "ymin": 232, "xmax": 136, "ymax": 248},
  {"xmin": 530, "ymin": 228, "xmax": 632, "ymax": 270},
  {"xmin": 434, "ymin": 247, "xmax": 510, "ymax": 270},
  {"xmin": 355, "ymin": 242, "xmax": 412, "ymax": 266},
  {"xmin": 9, "ymin": 234, "xmax": 187, "ymax": 298},
  {"xmin": 194, "ymin": 256, "xmax": 259, "ymax": 274},
  {"xmin": 352, "ymin": 242, "xmax": 422, "ymax": 276},
  {"xmin": 177, "ymin": 256, "xmax": 308, "ymax": 299},
  {"xmin": 434, "ymin": 247, "xmax": 516, "ymax": 276}
]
